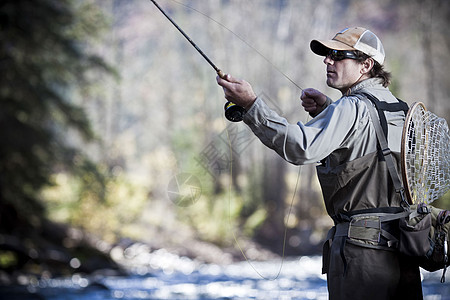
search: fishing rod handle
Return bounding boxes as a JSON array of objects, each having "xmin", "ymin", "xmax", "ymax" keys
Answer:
[
  {"xmin": 216, "ymin": 70, "xmax": 246, "ymax": 122},
  {"xmin": 217, "ymin": 70, "xmax": 226, "ymax": 79}
]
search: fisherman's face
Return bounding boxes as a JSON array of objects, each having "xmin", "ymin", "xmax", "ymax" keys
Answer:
[{"xmin": 324, "ymin": 54, "xmax": 366, "ymax": 94}]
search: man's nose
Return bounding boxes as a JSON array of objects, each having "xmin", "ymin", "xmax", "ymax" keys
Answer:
[{"xmin": 323, "ymin": 56, "xmax": 333, "ymax": 65}]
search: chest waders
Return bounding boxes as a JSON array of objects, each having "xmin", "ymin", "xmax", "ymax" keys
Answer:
[
  {"xmin": 322, "ymin": 93, "xmax": 450, "ymax": 289},
  {"xmin": 321, "ymin": 92, "xmax": 410, "ymax": 276},
  {"xmin": 316, "ymin": 92, "xmax": 427, "ymax": 300},
  {"xmin": 318, "ymin": 93, "xmax": 409, "ymax": 277}
]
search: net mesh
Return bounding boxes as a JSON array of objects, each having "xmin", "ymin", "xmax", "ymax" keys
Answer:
[{"xmin": 403, "ymin": 103, "xmax": 450, "ymax": 204}]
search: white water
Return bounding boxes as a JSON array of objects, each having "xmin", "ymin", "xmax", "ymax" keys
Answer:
[{"xmin": 1, "ymin": 256, "xmax": 449, "ymax": 299}]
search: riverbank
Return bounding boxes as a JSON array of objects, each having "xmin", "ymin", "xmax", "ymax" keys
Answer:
[{"xmin": 0, "ymin": 216, "xmax": 284, "ymax": 287}]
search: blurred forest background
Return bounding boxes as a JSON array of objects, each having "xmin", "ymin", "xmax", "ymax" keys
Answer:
[{"xmin": 1, "ymin": 0, "xmax": 449, "ymax": 278}]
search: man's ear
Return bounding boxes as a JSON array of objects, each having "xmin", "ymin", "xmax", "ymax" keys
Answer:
[{"xmin": 361, "ymin": 58, "xmax": 375, "ymax": 75}]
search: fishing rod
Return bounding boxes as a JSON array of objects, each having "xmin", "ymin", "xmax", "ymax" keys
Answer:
[
  {"xmin": 151, "ymin": 0, "xmax": 306, "ymax": 280},
  {"xmin": 150, "ymin": 0, "xmax": 246, "ymax": 122}
]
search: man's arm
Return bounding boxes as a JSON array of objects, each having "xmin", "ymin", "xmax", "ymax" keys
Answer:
[
  {"xmin": 216, "ymin": 74, "xmax": 355, "ymax": 165},
  {"xmin": 242, "ymin": 96, "xmax": 360, "ymax": 165}
]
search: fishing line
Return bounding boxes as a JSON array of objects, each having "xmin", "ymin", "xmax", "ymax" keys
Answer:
[
  {"xmin": 150, "ymin": 0, "xmax": 248, "ymax": 122},
  {"xmin": 224, "ymin": 122, "xmax": 304, "ymax": 280},
  {"xmin": 169, "ymin": 0, "xmax": 304, "ymax": 92},
  {"xmin": 151, "ymin": 0, "xmax": 310, "ymax": 279}
]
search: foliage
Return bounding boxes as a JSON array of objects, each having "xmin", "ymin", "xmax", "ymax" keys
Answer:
[
  {"xmin": 42, "ymin": 162, "xmax": 148, "ymax": 243},
  {"xmin": 0, "ymin": 0, "xmax": 116, "ymax": 274}
]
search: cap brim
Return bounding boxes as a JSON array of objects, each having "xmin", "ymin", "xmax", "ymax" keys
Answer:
[{"xmin": 310, "ymin": 39, "xmax": 356, "ymax": 56}]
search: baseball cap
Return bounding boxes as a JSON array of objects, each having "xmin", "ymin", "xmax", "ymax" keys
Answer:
[{"xmin": 310, "ymin": 27, "xmax": 385, "ymax": 65}]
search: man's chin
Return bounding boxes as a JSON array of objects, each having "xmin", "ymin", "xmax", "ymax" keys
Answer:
[{"xmin": 326, "ymin": 79, "xmax": 336, "ymax": 88}]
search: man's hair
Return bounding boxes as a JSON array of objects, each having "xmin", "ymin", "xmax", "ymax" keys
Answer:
[{"xmin": 354, "ymin": 51, "xmax": 391, "ymax": 87}]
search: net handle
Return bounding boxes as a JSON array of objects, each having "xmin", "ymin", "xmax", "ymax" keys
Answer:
[{"xmin": 400, "ymin": 101, "xmax": 427, "ymax": 204}]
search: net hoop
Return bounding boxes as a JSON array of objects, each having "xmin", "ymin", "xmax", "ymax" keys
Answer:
[
  {"xmin": 401, "ymin": 102, "xmax": 427, "ymax": 204},
  {"xmin": 401, "ymin": 102, "xmax": 450, "ymax": 204}
]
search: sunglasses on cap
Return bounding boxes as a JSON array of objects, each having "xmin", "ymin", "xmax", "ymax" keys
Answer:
[{"xmin": 327, "ymin": 49, "xmax": 358, "ymax": 61}]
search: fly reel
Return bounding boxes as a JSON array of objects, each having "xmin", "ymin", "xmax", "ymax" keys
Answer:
[{"xmin": 224, "ymin": 101, "xmax": 246, "ymax": 122}]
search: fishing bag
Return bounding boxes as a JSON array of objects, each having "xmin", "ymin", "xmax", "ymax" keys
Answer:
[
  {"xmin": 361, "ymin": 94, "xmax": 450, "ymax": 282},
  {"xmin": 399, "ymin": 203, "xmax": 450, "ymax": 282}
]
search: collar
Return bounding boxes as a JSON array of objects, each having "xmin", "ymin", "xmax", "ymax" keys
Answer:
[{"xmin": 346, "ymin": 78, "xmax": 384, "ymax": 96}]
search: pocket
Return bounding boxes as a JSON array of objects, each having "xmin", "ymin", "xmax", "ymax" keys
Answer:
[{"xmin": 399, "ymin": 213, "xmax": 431, "ymax": 257}]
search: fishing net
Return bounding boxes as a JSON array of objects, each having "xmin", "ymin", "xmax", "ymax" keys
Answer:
[{"xmin": 401, "ymin": 102, "xmax": 450, "ymax": 204}]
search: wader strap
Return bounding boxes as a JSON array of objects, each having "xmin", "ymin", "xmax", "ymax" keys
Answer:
[
  {"xmin": 335, "ymin": 221, "xmax": 399, "ymax": 245},
  {"xmin": 340, "ymin": 237, "xmax": 348, "ymax": 277},
  {"xmin": 322, "ymin": 226, "xmax": 336, "ymax": 274},
  {"xmin": 346, "ymin": 211, "xmax": 410, "ymax": 223},
  {"xmin": 381, "ymin": 229, "xmax": 399, "ymax": 248},
  {"xmin": 331, "ymin": 213, "xmax": 408, "ymax": 276},
  {"xmin": 335, "ymin": 223, "xmax": 349, "ymax": 276},
  {"xmin": 361, "ymin": 92, "xmax": 409, "ymax": 138},
  {"xmin": 360, "ymin": 97, "xmax": 409, "ymax": 207},
  {"xmin": 335, "ymin": 223, "xmax": 349, "ymax": 237},
  {"xmin": 336, "ymin": 211, "xmax": 409, "ymax": 243},
  {"xmin": 321, "ymin": 226, "xmax": 350, "ymax": 276}
]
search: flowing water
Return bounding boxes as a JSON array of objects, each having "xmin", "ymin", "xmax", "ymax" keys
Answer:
[{"xmin": 1, "ymin": 256, "xmax": 449, "ymax": 299}]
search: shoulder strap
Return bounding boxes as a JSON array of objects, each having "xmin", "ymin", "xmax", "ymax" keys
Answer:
[
  {"xmin": 359, "ymin": 96, "xmax": 409, "ymax": 207},
  {"xmin": 361, "ymin": 92, "xmax": 409, "ymax": 138}
]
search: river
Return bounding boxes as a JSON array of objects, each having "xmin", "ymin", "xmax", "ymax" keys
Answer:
[{"xmin": 1, "ymin": 256, "xmax": 449, "ymax": 299}]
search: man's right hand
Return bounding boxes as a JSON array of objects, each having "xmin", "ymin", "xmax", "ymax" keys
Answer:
[
  {"xmin": 300, "ymin": 88, "xmax": 329, "ymax": 116},
  {"xmin": 216, "ymin": 74, "xmax": 257, "ymax": 111}
]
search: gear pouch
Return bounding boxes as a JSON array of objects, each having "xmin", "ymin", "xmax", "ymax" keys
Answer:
[{"xmin": 399, "ymin": 207, "xmax": 431, "ymax": 257}]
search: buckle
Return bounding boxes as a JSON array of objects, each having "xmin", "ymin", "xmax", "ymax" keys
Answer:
[
  {"xmin": 381, "ymin": 148, "xmax": 391, "ymax": 156},
  {"xmin": 417, "ymin": 203, "xmax": 431, "ymax": 214}
]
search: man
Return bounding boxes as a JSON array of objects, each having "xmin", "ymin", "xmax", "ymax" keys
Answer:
[{"xmin": 217, "ymin": 27, "xmax": 423, "ymax": 299}]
